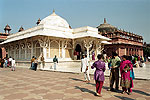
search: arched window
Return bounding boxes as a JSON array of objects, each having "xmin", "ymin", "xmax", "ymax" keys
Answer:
[{"xmin": 50, "ymin": 41, "xmax": 59, "ymax": 58}]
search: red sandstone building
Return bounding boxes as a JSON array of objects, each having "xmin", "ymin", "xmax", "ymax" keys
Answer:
[
  {"xmin": 0, "ymin": 24, "xmax": 11, "ymax": 58},
  {"xmin": 97, "ymin": 18, "xmax": 143, "ymax": 57}
]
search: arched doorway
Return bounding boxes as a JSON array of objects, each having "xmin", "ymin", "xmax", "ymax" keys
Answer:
[
  {"xmin": 75, "ymin": 44, "xmax": 81, "ymax": 60},
  {"xmin": 0, "ymin": 48, "xmax": 2, "ymax": 58}
]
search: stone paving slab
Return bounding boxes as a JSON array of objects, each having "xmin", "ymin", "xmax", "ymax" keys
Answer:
[{"xmin": 0, "ymin": 68, "xmax": 150, "ymax": 100}]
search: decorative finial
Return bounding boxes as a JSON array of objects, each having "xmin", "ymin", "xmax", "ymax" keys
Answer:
[
  {"xmin": 18, "ymin": 26, "xmax": 24, "ymax": 32},
  {"xmin": 36, "ymin": 18, "xmax": 41, "ymax": 25},
  {"xmin": 104, "ymin": 18, "xmax": 106, "ymax": 23},
  {"xmin": 53, "ymin": 9, "xmax": 55, "ymax": 13},
  {"xmin": 51, "ymin": 9, "xmax": 57, "ymax": 16}
]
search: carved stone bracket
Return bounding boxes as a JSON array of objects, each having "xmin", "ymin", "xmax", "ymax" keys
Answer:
[
  {"xmin": 38, "ymin": 37, "xmax": 49, "ymax": 48},
  {"xmin": 64, "ymin": 40, "xmax": 68, "ymax": 49},
  {"xmin": 97, "ymin": 41, "xmax": 102, "ymax": 51},
  {"xmin": 27, "ymin": 42, "xmax": 31, "ymax": 49},
  {"xmin": 83, "ymin": 39, "xmax": 93, "ymax": 49},
  {"xmin": 20, "ymin": 43, "xmax": 25, "ymax": 49},
  {"xmin": 16, "ymin": 44, "xmax": 19, "ymax": 49},
  {"xmin": 97, "ymin": 41, "xmax": 104, "ymax": 53}
]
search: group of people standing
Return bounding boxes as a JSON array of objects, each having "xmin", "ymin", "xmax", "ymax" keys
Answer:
[
  {"xmin": 30, "ymin": 55, "xmax": 58, "ymax": 71},
  {"xmin": 0, "ymin": 56, "xmax": 16, "ymax": 71},
  {"xmin": 81, "ymin": 52, "xmax": 135, "ymax": 97}
]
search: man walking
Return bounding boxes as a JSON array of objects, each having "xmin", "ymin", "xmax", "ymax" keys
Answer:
[
  {"xmin": 81, "ymin": 54, "xmax": 90, "ymax": 83},
  {"xmin": 109, "ymin": 52, "xmax": 121, "ymax": 91},
  {"xmin": 53, "ymin": 55, "xmax": 58, "ymax": 70}
]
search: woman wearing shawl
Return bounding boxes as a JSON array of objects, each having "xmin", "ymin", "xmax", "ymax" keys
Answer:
[
  {"xmin": 120, "ymin": 55, "xmax": 134, "ymax": 95},
  {"xmin": 91, "ymin": 54, "xmax": 105, "ymax": 97}
]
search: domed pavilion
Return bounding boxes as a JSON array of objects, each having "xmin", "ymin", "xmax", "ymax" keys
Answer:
[{"xmin": 0, "ymin": 11, "xmax": 110, "ymax": 68}]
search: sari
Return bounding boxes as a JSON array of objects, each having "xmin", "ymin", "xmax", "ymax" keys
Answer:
[{"xmin": 120, "ymin": 60, "xmax": 133, "ymax": 89}]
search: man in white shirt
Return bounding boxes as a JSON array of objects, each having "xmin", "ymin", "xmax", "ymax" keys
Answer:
[
  {"xmin": 9, "ymin": 56, "xmax": 13, "ymax": 68},
  {"xmin": 11, "ymin": 58, "xmax": 16, "ymax": 71},
  {"xmin": 81, "ymin": 54, "xmax": 90, "ymax": 83}
]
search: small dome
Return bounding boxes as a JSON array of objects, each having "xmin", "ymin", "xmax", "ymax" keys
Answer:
[
  {"xmin": 97, "ymin": 18, "xmax": 117, "ymax": 33},
  {"xmin": 39, "ymin": 10, "xmax": 70, "ymax": 29},
  {"xmin": 18, "ymin": 26, "xmax": 24, "ymax": 32},
  {"xmin": 36, "ymin": 18, "xmax": 41, "ymax": 25},
  {"xmin": 4, "ymin": 24, "xmax": 11, "ymax": 31}
]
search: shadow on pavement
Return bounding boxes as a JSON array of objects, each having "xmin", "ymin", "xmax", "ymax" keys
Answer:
[
  {"xmin": 132, "ymin": 89, "xmax": 150, "ymax": 96},
  {"xmin": 86, "ymin": 82, "xmax": 110, "ymax": 91},
  {"xmin": 69, "ymin": 77, "xmax": 84, "ymax": 82},
  {"xmin": 75, "ymin": 86, "xmax": 96, "ymax": 96},
  {"xmin": 114, "ymin": 95, "xmax": 134, "ymax": 100}
]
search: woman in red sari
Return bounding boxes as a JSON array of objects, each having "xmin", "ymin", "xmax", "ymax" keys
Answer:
[{"xmin": 120, "ymin": 55, "xmax": 133, "ymax": 95}]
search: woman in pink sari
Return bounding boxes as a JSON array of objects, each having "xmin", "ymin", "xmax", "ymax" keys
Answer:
[{"xmin": 120, "ymin": 55, "xmax": 133, "ymax": 95}]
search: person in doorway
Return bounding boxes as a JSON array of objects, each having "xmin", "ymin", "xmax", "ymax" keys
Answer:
[
  {"xmin": 109, "ymin": 52, "xmax": 121, "ymax": 91},
  {"xmin": 120, "ymin": 55, "xmax": 134, "ymax": 95},
  {"xmin": 1, "ymin": 58, "xmax": 4, "ymax": 68},
  {"xmin": 53, "ymin": 55, "xmax": 58, "ymax": 70},
  {"xmin": 81, "ymin": 54, "xmax": 90, "ymax": 83},
  {"xmin": 34, "ymin": 57, "xmax": 38, "ymax": 71},
  {"xmin": 92, "ymin": 51, "xmax": 95, "ymax": 60},
  {"xmin": 40, "ymin": 55, "xmax": 45, "ymax": 69},
  {"xmin": 11, "ymin": 58, "xmax": 16, "ymax": 71},
  {"xmin": 91, "ymin": 54, "xmax": 105, "ymax": 97}
]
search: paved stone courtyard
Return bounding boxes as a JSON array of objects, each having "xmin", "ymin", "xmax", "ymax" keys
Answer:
[{"xmin": 0, "ymin": 68, "xmax": 150, "ymax": 100}]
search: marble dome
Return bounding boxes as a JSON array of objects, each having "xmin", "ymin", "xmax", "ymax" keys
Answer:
[{"xmin": 40, "ymin": 11, "xmax": 70, "ymax": 29}]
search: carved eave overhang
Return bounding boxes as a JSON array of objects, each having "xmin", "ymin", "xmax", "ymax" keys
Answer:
[{"xmin": 72, "ymin": 26, "xmax": 111, "ymax": 41}]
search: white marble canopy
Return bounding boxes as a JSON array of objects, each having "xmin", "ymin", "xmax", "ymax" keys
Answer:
[{"xmin": 0, "ymin": 11, "xmax": 111, "ymax": 45}]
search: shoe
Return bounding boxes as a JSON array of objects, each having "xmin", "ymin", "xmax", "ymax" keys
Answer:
[
  {"xmin": 121, "ymin": 91, "xmax": 126, "ymax": 94},
  {"xmin": 107, "ymin": 88, "xmax": 113, "ymax": 91},
  {"xmin": 128, "ymin": 92, "xmax": 132, "ymax": 95},
  {"xmin": 83, "ymin": 80, "xmax": 87, "ymax": 82},
  {"xmin": 96, "ymin": 93, "xmax": 102, "ymax": 97},
  {"xmin": 87, "ymin": 81, "xmax": 90, "ymax": 83},
  {"xmin": 110, "ymin": 88, "xmax": 116, "ymax": 92}
]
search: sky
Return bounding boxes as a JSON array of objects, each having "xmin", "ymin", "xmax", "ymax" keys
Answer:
[{"xmin": 0, "ymin": 0, "xmax": 150, "ymax": 42}]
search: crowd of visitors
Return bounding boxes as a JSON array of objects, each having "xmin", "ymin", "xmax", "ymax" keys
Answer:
[
  {"xmin": 80, "ymin": 52, "xmax": 138, "ymax": 97},
  {"xmin": 29, "ymin": 55, "xmax": 58, "ymax": 71},
  {"xmin": 0, "ymin": 56, "xmax": 16, "ymax": 71}
]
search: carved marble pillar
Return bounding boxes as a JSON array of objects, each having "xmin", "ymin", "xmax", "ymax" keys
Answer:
[
  {"xmin": 31, "ymin": 41, "xmax": 33, "ymax": 58},
  {"xmin": 83, "ymin": 39, "xmax": 93, "ymax": 60},
  {"xmin": 72, "ymin": 40, "xmax": 75, "ymax": 60},
  {"xmin": 96, "ymin": 41, "xmax": 104, "ymax": 55},
  {"xmin": 38, "ymin": 37, "xmax": 49, "ymax": 60},
  {"xmin": 61, "ymin": 41, "xmax": 65, "ymax": 59},
  {"xmin": 59, "ymin": 40, "xmax": 60, "ymax": 58},
  {"xmin": 61, "ymin": 40, "xmax": 67, "ymax": 59},
  {"xmin": 25, "ymin": 42, "xmax": 27, "ymax": 60}
]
